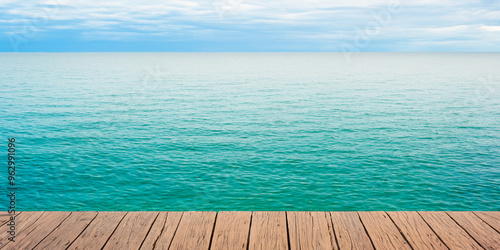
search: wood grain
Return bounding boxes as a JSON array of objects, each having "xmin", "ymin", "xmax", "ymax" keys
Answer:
[
  {"xmin": 2, "ymin": 211, "xmax": 498, "ymax": 249},
  {"xmin": 211, "ymin": 211, "xmax": 252, "ymax": 250},
  {"xmin": 419, "ymin": 211, "xmax": 482, "ymax": 250},
  {"xmin": 474, "ymin": 211, "xmax": 500, "ymax": 233},
  {"xmin": 287, "ymin": 212, "xmax": 337, "ymax": 250},
  {"xmin": 0, "ymin": 212, "xmax": 43, "ymax": 248},
  {"xmin": 168, "ymin": 211, "xmax": 217, "ymax": 250},
  {"xmin": 387, "ymin": 211, "xmax": 446, "ymax": 250},
  {"xmin": 103, "ymin": 211, "xmax": 158, "ymax": 250},
  {"xmin": 67, "ymin": 211, "xmax": 126, "ymax": 250},
  {"xmin": 140, "ymin": 212, "xmax": 183, "ymax": 250},
  {"xmin": 358, "ymin": 211, "xmax": 411, "ymax": 250},
  {"xmin": 0, "ymin": 212, "xmax": 20, "ymax": 226},
  {"xmin": 248, "ymin": 211, "xmax": 288, "ymax": 250},
  {"xmin": 447, "ymin": 211, "xmax": 500, "ymax": 250},
  {"xmin": 34, "ymin": 211, "xmax": 97, "ymax": 249},
  {"xmin": 330, "ymin": 212, "xmax": 374, "ymax": 250},
  {"xmin": 5, "ymin": 211, "xmax": 70, "ymax": 250}
]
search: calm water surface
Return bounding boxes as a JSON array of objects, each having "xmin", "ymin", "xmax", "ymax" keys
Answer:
[{"xmin": 1, "ymin": 53, "xmax": 499, "ymax": 211}]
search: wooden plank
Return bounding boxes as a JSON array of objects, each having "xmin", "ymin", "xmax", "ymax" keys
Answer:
[
  {"xmin": 358, "ymin": 211, "xmax": 411, "ymax": 250},
  {"xmin": 248, "ymin": 211, "xmax": 288, "ymax": 250},
  {"xmin": 0, "ymin": 210, "xmax": 496, "ymax": 250},
  {"xmin": 140, "ymin": 212, "xmax": 168, "ymax": 250},
  {"xmin": 67, "ymin": 211, "xmax": 126, "ymax": 250},
  {"xmin": 4, "ymin": 211, "xmax": 71, "ymax": 250},
  {"xmin": 448, "ymin": 211, "xmax": 500, "ymax": 249},
  {"xmin": 287, "ymin": 212, "xmax": 337, "ymax": 250},
  {"xmin": 474, "ymin": 211, "xmax": 500, "ymax": 232},
  {"xmin": 169, "ymin": 211, "xmax": 217, "ymax": 250},
  {"xmin": 33, "ymin": 211, "xmax": 98, "ymax": 249},
  {"xmin": 419, "ymin": 211, "xmax": 482, "ymax": 249},
  {"xmin": 330, "ymin": 212, "xmax": 374, "ymax": 250},
  {"xmin": 387, "ymin": 211, "xmax": 447, "ymax": 249},
  {"xmin": 0, "ymin": 212, "xmax": 42, "ymax": 248},
  {"xmin": 140, "ymin": 212, "xmax": 183, "ymax": 250},
  {"xmin": 103, "ymin": 211, "xmax": 158, "ymax": 250},
  {"xmin": 0, "ymin": 212, "xmax": 20, "ymax": 226},
  {"xmin": 211, "ymin": 211, "xmax": 252, "ymax": 250}
]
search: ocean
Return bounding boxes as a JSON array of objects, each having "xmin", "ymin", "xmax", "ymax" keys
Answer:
[{"xmin": 1, "ymin": 53, "xmax": 499, "ymax": 211}]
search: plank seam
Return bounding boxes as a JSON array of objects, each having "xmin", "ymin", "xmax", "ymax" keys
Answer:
[
  {"xmin": 0, "ymin": 211, "xmax": 21, "ymax": 227},
  {"xmin": 152, "ymin": 212, "xmax": 169, "ymax": 250},
  {"xmin": 3, "ymin": 211, "xmax": 46, "ymax": 248},
  {"xmin": 246, "ymin": 212, "xmax": 253, "ymax": 250},
  {"xmin": 472, "ymin": 212, "xmax": 500, "ymax": 235},
  {"xmin": 416, "ymin": 212, "xmax": 450, "ymax": 250},
  {"xmin": 100, "ymin": 212, "xmax": 128, "ymax": 250},
  {"xmin": 65, "ymin": 211, "xmax": 100, "ymax": 250},
  {"xmin": 208, "ymin": 212, "xmax": 218, "ymax": 250},
  {"xmin": 445, "ymin": 212, "xmax": 486, "ymax": 250},
  {"xmin": 356, "ymin": 212, "xmax": 377, "ymax": 250},
  {"xmin": 32, "ymin": 212, "xmax": 73, "ymax": 250},
  {"xmin": 285, "ymin": 212, "xmax": 291, "ymax": 250},
  {"xmin": 139, "ymin": 212, "xmax": 161, "ymax": 250},
  {"xmin": 328, "ymin": 212, "xmax": 340, "ymax": 250},
  {"xmin": 166, "ymin": 212, "xmax": 184, "ymax": 250},
  {"xmin": 385, "ymin": 212, "xmax": 415, "ymax": 250}
]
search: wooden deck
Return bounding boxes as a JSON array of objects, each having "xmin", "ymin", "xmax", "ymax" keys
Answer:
[{"xmin": 1, "ymin": 211, "xmax": 499, "ymax": 249}]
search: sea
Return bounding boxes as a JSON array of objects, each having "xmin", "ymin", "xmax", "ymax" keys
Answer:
[{"xmin": 1, "ymin": 53, "xmax": 499, "ymax": 211}]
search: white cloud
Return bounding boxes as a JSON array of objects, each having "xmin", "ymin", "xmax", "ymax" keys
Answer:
[
  {"xmin": 425, "ymin": 25, "xmax": 472, "ymax": 33},
  {"xmin": 481, "ymin": 25, "xmax": 500, "ymax": 32},
  {"xmin": 0, "ymin": 0, "xmax": 499, "ymax": 50}
]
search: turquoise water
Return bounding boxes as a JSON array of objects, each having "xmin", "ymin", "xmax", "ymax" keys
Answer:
[{"xmin": 1, "ymin": 53, "xmax": 499, "ymax": 211}]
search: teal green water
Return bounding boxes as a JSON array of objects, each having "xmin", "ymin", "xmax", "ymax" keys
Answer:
[{"xmin": 1, "ymin": 53, "xmax": 499, "ymax": 211}]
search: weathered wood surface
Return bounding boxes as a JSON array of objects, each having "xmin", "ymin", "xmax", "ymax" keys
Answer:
[
  {"xmin": 358, "ymin": 211, "xmax": 411, "ymax": 250},
  {"xmin": 447, "ymin": 211, "xmax": 500, "ymax": 250},
  {"xmin": 67, "ymin": 211, "xmax": 126, "ymax": 250},
  {"xmin": 387, "ymin": 211, "xmax": 447, "ymax": 250},
  {"xmin": 0, "ymin": 211, "xmax": 498, "ymax": 249},
  {"xmin": 168, "ymin": 211, "xmax": 217, "ymax": 250},
  {"xmin": 248, "ymin": 211, "xmax": 288, "ymax": 250},
  {"xmin": 211, "ymin": 211, "xmax": 251, "ymax": 250},
  {"xmin": 140, "ymin": 212, "xmax": 183, "ymax": 250},
  {"xmin": 330, "ymin": 211, "xmax": 374, "ymax": 250},
  {"xmin": 419, "ymin": 211, "xmax": 484, "ymax": 250},
  {"xmin": 474, "ymin": 211, "xmax": 500, "ymax": 233},
  {"xmin": 287, "ymin": 211, "xmax": 337, "ymax": 250},
  {"xmin": 34, "ymin": 211, "xmax": 97, "ymax": 250},
  {"xmin": 103, "ymin": 212, "xmax": 158, "ymax": 250}
]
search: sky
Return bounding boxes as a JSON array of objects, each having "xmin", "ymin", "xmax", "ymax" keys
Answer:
[{"xmin": 0, "ymin": 0, "xmax": 499, "ymax": 52}]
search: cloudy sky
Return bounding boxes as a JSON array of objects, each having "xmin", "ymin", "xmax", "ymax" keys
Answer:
[{"xmin": 0, "ymin": 0, "xmax": 499, "ymax": 51}]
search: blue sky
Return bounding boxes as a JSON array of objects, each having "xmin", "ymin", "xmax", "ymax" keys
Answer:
[{"xmin": 0, "ymin": 0, "xmax": 499, "ymax": 52}]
